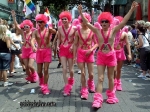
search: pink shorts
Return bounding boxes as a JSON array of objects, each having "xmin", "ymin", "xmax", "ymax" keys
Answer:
[
  {"xmin": 77, "ymin": 48, "xmax": 94, "ymax": 63},
  {"xmin": 36, "ymin": 48, "xmax": 52, "ymax": 63},
  {"xmin": 96, "ymin": 51, "xmax": 117, "ymax": 67},
  {"xmin": 22, "ymin": 47, "xmax": 36, "ymax": 60},
  {"xmin": 115, "ymin": 49, "xmax": 126, "ymax": 61},
  {"xmin": 59, "ymin": 45, "xmax": 73, "ymax": 58}
]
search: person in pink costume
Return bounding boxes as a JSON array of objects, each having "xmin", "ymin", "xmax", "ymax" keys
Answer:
[
  {"xmin": 78, "ymin": 1, "xmax": 138, "ymax": 108},
  {"xmin": 114, "ymin": 18, "xmax": 132, "ymax": 91},
  {"xmin": 73, "ymin": 13, "xmax": 98, "ymax": 100},
  {"xmin": 11, "ymin": 11, "xmax": 38, "ymax": 83},
  {"xmin": 31, "ymin": 14, "xmax": 56, "ymax": 95},
  {"xmin": 57, "ymin": 11, "xmax": 76, "ymax": 96}
]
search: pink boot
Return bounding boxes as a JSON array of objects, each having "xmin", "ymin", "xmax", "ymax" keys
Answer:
[
  {"xmin": 39, "ymin": 76, "xmax": 44, "ymax": 87},
  {"xmin": 25, "ymin": 73, "xmax": 32, "ymax": 83},
  {"xmin": 63, "ymin": 84, "xmax": 72, "ymax": 96},
  {"xmin": 80, "ymin": 87, "xmax": 88, "ymax": 100},
  {"xmin": 68, "ymin": 77, "xmax": 74, "ymax": 90},
  {"xmin": 87, "ymin": 79, "xmax": 95, "ymax": 93},
  {"xmin": 116, "ymin": 79, "xmax": 122, "ymax": 91},
  {"xmin": 106, "ymin": 90, "xmax": 119, "ymax": 104},
  {"xmin": 41, "ymin": 84, "xmax": 50, "ymax": 95},
  {"xmin": 92, "ymin": 93, "xmax": 103, "ymax": 108},
  {"xmin": 31, "ymin": 72, "xmax": 39, "ymax": 82},
  {"xmin": 114, "ymin": 78, "xmax": 117, "ymax": 92}
]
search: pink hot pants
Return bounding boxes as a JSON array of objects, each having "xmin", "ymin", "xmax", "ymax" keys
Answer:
[
  {"xmin": 96, "ymin": 50, "xmax": 117, "ymax": 67},
  {"xmin": 36, "ymin": 48, "xmax": 52, "ymax": 63},
  {"xmin": 22, "ymin": 47, "xmax": 36, "ymax": 60},
  {"xmin": 115, "ymin": 49, "xmax": 126, "ymax": 61},
  {"xmin": 77, "ymin": 48, "xmax": 94, "ymax": 63},
  {"xmin": 59, "ymin": 45, "xmax": 73, "ymax": 58}
]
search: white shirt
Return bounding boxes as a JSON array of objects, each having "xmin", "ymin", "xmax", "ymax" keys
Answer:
[
  {"xmin": 11, "ymin": 33, "xmax": 22, "ymax": 50},
  {"xmin": 141, "ymin": 35, "xmax": 149, "ymax": 48}
]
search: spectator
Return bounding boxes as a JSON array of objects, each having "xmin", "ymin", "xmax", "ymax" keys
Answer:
[{"xmin": 0, "ymin": 25, "xmax": 13, "ymax": 86}]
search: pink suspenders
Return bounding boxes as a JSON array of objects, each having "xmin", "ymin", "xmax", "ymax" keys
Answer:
[
  {"xmin": 62, "ymin": 25, "xmax": 72, "ymax": 45},
  {"xmin": 38, "ymin": 28, "xmax": 47, "ymax": 48},
  {"xmin": 100, "ymin": 29, "xmax": 112, "ymax": 51},
  {"xmin": 24, "ymin": 32, "xmax": 32, "ymax": 47},
  {"xmin": 78, "ymin": 28, "xmax": 92, "ymax": 49}
]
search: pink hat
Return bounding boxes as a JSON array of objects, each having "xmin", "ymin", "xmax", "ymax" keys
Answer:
[
  {"xmin": 59, "ymin": 11, "xmax": 72, "ymax": 22},
  {"xmin": 94, "ymin": 22, "xmax": 102, "ymax": 29},
  {"xmin": 115, "ymin": 16, "xmax": 123, "ymax": 23},
  {"xmin": 78, "ymin": 12, "xmax": 91, "ymax": 23},
  {"xmin": 35, "ymin": 14, "xmax": 48, "ymax": 23},
  {"xmin": 122, "ymin": 26, "xmax": 128, "ymax": 33},
  {"xmin": 98, "ymin": 12, "xmax": 113, "ymax": 24},
  {"xmin": 19, "ymin": 22, "xmax": 24, "ymax": 29},
  {"xmin": 22, "ymin": 20, "xmax": 33, "ymax": 28}
]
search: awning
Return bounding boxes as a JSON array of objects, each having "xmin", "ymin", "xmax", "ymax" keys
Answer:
[
  {"xmin": 136, "ymin": 3, "xmax": 142, "ymax": 20},
  {"xmin": 114, "ymin": 0, "xmax": 127, "ymax": 5},
  {"xmin": 148, "ymin": 0, "xmax": 150, "ymax": 21}
]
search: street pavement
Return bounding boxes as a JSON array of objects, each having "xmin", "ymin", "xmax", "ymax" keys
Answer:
[{"xmin": 0, "ymin": 58, "xmax": 150, "ymax": 112}]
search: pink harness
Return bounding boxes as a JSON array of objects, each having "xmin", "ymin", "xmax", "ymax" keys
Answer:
[
  {"xmin": 24, "ymin": 32, "xmax": 32, "ymax": 47},
  {"xmin": 38, "ymin": 28, "xmax": 47, "ymax": 48},
  {"xmin": 62, "ymin": 25, "xmax": 72, "ymax": 45},
  {"xmin": 100, "ymin": 29, "xmax": 111, "ymax": 51},
  {"xmin": 78, "ymin": 28, "xmax": 92, "ymax": 49}
]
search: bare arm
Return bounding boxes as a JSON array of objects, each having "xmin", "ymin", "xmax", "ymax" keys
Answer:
[
  {"xmin": 114, "ymin": 1, "xmax": 138, "ymax": 34},
  {"xmin": 124, "ymin": 32, "xmax": 132, "ymax": 60},
  {"xmin": 73, "ymin": 31, "xmax": 79, "ymax": 60},
  {"xmin": 9, "ymin": 38, "xmax": 18, "ymax": 49},
  {"xmin": 78, "ymin": 5, "xmax": 98, "ymax": 33},
  {"xmin": 136, "ymin": 35, "xmax": 143, "ymax": 48},
  {"xmin": 90, "ymin": 35, "xmax": 98, "ymax": 51},
  {"xmin": 6, "ymin": 37, "xmax": 11, "ymax": 49},
  {"xmin": 49, "ymin": 27, "xmax": 56, "ymax": 34},
  {"xmin": 52, "ymin": 31, "xmax": 58, "ymax": 47},
  {"xmin": 11, "ymin": 10, "xmax": 23, "ymax": 34},
  {"xmin": 31, "ymin": 30, "xmax": 37, "ymax": 52},
  {"xmin": 57, "ymin": 28, "xmax": 61, "ymax": 51}
]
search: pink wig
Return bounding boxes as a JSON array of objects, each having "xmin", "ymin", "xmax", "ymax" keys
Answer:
[
  {"xmin": 97, "ymin": 12, "xmax": 113, "ymax": 24},
  {"xmin": 22, "ymin": 20, "xmax": 33, "ymax": 28},
  {"xmin": 122, "ymin": 26, "xmax": 128, "ymax": 33},
  {"xmin": 35, "ymin": 14, "xmax": 48, "ymax": 23},
  {"xmin": 78, "ymin": 12, "xmax": 91, "ymax": 23},
  {"xmin": 57, "ymin": 19, "xmax": 62, "ymax": 27},
  {"xmin": 94, "ymin": 22, "xmax": 102, "ymax": 29},
  {"xmin": 72, "ymin": 19, "xmax": 80, "ymax": 26},
  {"xmin": 19, "ymin": 22, "xmax": 24, "ymax": 29},
  {"xmin": 59, "ymin": 11, "xmax": 72, "ymax": 22},
  {"xmin": 115, "ymin": 16, "xmax": 123, "ymax": 23}
]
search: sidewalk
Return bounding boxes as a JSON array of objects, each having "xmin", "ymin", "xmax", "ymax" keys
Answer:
[{"xmin": 0, "ymin": 59, "xmax": 150, "ymax": 112}]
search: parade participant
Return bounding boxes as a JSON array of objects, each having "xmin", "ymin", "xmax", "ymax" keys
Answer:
[
  {"xmin": 11, "ymin": 10, "xmax": 38, "ymax": 84},
  {"xmin": 73, "ymin": 13, "xmax": 98, "ymax": 100},
  {"xmin": 78, "ymin": 1, "xmax": 138, "ymax": 108},
  {"xmin": 57, "ymin": 11, "xmax": 76, "ymax": 96},
  {"xmin": 31, "ymin": 14, "xmax": 56, "ymax": 95},
  {"xmin": 114, "ymin": 17, "xmax": 132, "ymax": 91}
]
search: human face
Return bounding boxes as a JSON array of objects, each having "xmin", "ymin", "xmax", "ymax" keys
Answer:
[
  {"xmin": 24, "ymin": 25, "xmax": 30, "ymax": 32},
  {"xmin": 100, "ymin": 20, "xmax": 110, "ymax": 29},
  {"xmin": 61, "ymin": 17, "xmax": 69, "ymax": 25},
  {"xmin": 37, "ymin": 20, "xmax": 45, "ymax": 28}
]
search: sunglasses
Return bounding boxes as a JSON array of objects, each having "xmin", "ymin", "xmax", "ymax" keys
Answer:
[
  {"xmin": 24, "ymin": 25, "xmax": 30, "ymax": 29},
  {"xmin": 37, "ymin": 21, "xmax": 44, "ymax": 24},
  {"xmin": 62, "ymin": 18, "xmax": 67, "ymax": 21},
  {"xmin": 101, "ymin": 20, "xmax": 109, "ymax": 23}
]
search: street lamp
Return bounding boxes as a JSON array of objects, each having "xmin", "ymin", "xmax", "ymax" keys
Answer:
[{"xmin": 111, "ymin": 0, "xmax": 115, "ymax": 16}]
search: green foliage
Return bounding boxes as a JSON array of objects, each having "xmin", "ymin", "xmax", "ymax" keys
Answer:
[{"xmin": 32, "ymin": 0, "xmax": 93, "ymax": 19}]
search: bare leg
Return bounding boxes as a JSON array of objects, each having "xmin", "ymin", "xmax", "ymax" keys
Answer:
[
  {"xmin": 43, "ymin": 62, "xmax": 50, "ymax": 84},
  {"xmin": 78, "ymin": 63, "xmax": 86, "ymax": 87},
  {"xmin": 17, "ymin": 54, "xmax": 26, "ymax": 70},
  {"xmin": 37, "ymin": 63, "xmax": 43, "ymax": 78},
  {"xmin": 60, "ymin": 57, "xmax": 68, "ymax": 84},
  {"xmin": 68, "ymin": 58, "xmax": 74, "ymax": 78},
  {"xmin": 28, "ymin": 58, "xmax": 35, "ymax": 73},
  {"xmin": 107, "ymin": 66, "xmax": 115, "ymax": 91},
  {"xmin": 87, "ymin": 63, "xmax": 94, "ymax": 80},
  {"xmin": 23, "ymin": 59, "xmax": 30, "ymax": 76},
  {"xmin": 10, "ymin": 55, "xmax": 15, "ymax": 76},
  {"xmin": 3, "ymin": 70, "xmax": 7, "ymax": 82},
  {"xmin": 116, "ymin": 61, "xmax": 123, "ymax": 80},
  {"xmin": 96, "ymin": 65, "xmax": 106, "ymax": 93}
]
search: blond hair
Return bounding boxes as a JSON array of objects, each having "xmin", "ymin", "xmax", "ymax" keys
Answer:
[
  {"xmin": 0, "ymin": 25, "xmax": 7, "ymax": 42},
  {"xmin": 144, "ymin": 22, "xmax": 150, "ymax": 27}
]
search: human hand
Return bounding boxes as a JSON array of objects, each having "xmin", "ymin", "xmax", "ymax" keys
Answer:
[
  {"xmin": 127, "ymin": 54, "xmax": 132, "ymax": 61},
  {"xmin": 33, "ymin": 47, "xmax": 37, "ymax": 52},
  {"xmin": 78, "ymin": 4, "xmax": 83, "ymax": 14},
  {"xmin": 11, "ymin": 10, "xmax": 16, "ymax": 17},
  {"xmin": 85, "ymin": 49, "xmax": 92, "ymax": 56},
  {"xmin": 130, "ymin": 1, "xmax": 138, "ymax": 11}
]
